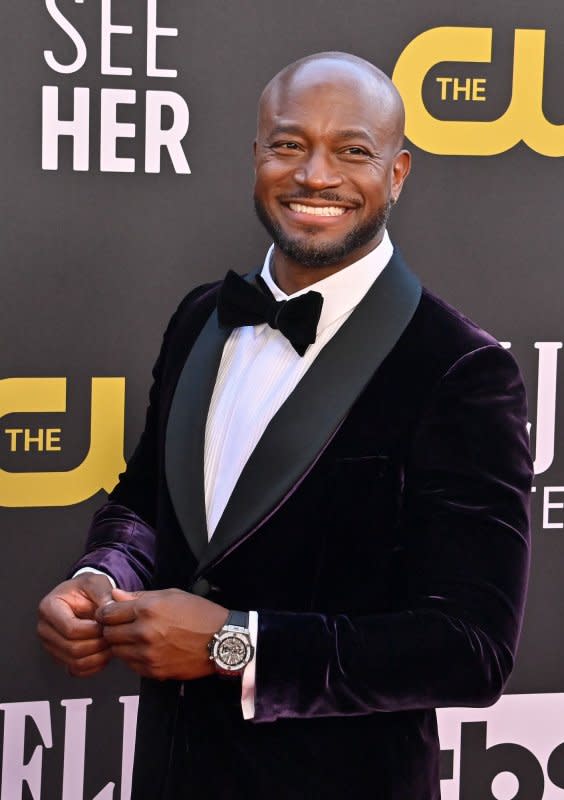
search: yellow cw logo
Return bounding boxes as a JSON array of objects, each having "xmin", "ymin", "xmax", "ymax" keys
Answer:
[
  {"xmin": 0, "ymin": 378, "xmax": 125, "ymax": 507},
  {"xmin": 392, "ymin": 27, "xmax": 563, "ymax": 156}
]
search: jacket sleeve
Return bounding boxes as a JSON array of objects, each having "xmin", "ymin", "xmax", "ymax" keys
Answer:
[
  {"xmin": 252, "ymin": 344, "xmax": 533, "ymax": 722},
  {"xmin": 67, "ymin": 287, "xmax": 208, "ymax": 590}
]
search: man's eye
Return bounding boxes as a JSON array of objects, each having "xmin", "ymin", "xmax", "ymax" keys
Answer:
[
  {"xmin": 344, "ymin": 146, "xmax": 368, "ymax": 156},
  {"xmin": 272, "ymin": 142, "xmax": 300, "ymax": 150}
]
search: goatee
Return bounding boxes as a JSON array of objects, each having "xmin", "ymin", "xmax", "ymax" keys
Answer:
[{"xmin": 254, "ymin": 194, "xmax": 392, "ymax": 268}]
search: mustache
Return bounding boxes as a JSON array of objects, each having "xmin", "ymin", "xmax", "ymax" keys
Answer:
[{"xmin": 278, "ymin": 191, "xmax": 360, "ymax": 206}]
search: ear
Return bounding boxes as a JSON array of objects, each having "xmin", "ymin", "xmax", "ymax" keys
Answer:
[
  {"xmin": 253, "ymin": 139, "xmax": 258, "ymax": 172},
  {"xmin": 390, "ymin": 149, "xmax": 411, "ymax": 204}
]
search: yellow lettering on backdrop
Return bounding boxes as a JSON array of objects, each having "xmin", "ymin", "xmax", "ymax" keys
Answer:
[
  {"xmin": 392, "ymin": 27, "xmax": 564, "ymax": 157},
  {"xmin": 0, "ymin": 378, "xmax": 125, "ymax": 507},
  {"xmin": 473, "ymin": 78, "xmax": 487, "ymax": 101}
]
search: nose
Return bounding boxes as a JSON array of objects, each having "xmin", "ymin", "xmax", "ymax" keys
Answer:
[{"xmin": 293, "ymin": 149, "xmax": 343, "ymax": 191}]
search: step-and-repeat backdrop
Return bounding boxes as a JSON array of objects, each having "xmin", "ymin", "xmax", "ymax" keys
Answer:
[{"xmin": 1, "ymin": 2, "xmax": 562, "ymax": 798}]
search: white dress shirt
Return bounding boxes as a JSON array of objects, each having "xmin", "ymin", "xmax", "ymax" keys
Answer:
[
  {"xmin": 78, "ymin": 231, "xmax": 394, "ymax": 720},
  {"xmin": 204, "ymin": 231, "xmax": 393, "ymax": 718}
]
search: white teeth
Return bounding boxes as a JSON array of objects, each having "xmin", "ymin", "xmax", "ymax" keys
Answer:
[{"xmin": 288, "ymin": 203, "xmax": 346, "ymax": 217}]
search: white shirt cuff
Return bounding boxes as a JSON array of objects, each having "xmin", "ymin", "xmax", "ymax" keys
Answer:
[
  {"xmin": 241, "ymin": 610, "xmax": 258, "ymax": 720},
  {"xmin": 72, "ymin": 567, "xmax": 117, "ymax": 590}
]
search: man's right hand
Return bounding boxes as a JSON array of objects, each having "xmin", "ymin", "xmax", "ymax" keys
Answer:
[{"xmin": 37, "ymin": 573, "xmax": 114, "ymax": 677}]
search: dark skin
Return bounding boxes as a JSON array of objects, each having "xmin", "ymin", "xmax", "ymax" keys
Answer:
[
  {"xmin": 37, "ymin": 573, "xmax": 114, "ymax": 677},
  {"xmin": 254, "ymin": 54, "xmax": 411, "ymax": 293},
  {"xmin": 95, "ymin": 588, "xmax": 227, "ymax": 680},
  {"xmin": 38, "ymin": 573, "xmax": 227, "ymax": 680},
  {"xmin": 37, "ymin": 53, "xmax": 410, "ymax": 682}
]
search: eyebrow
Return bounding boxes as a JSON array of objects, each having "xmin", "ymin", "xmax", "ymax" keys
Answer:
[
  {"xmin": 266, "ymin": 124, "xmax": 377, "ymax": 146},
  {"xmin": 332, "ymin": 129, "xmax": 376, "ymax": 145}
]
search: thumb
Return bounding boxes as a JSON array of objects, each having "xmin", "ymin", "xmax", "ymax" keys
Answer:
[
  {"xmin": 112, "ymin": 588, "xmax": 144, "ymax": 602},
  {"xmin": 96, "ymin": 589, "xmax": 141, "ymax": 625},
  {"xmin": 79, "ymin": 573, "xmax": 116, "ymax": 608}
]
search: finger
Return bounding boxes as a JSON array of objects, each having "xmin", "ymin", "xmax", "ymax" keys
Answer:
[
  {"xmin": 102, "ymin": 622, "xmax": 143, "ymax": 646},
  {"xmin": 112, "ymin": 588, "xmax": 143, "ymax": 602},
  {"xmin": 66, "ymin": 650, "xmax": 112, "ymax": 677},
  {"xmin": 41, "ymin": 639, "xmax": 69, "ymax": 667},
  {"xmin": 38, "ymin": 621, "xmax": 109, "ymax": 661},
  {"xmin": 38, "ymin": 600, "xmax": 103, "ymax": 641},
  {"xmin": 69, "ymin": 663, "xmax": 109, "ymax": 678},
  {"xmin": 39, "ymin": 621, "xmax": 110, "ymax": 656},
  {"xmin": 41, "ymin": 637, "xmax": 110, "ymax": 673},
  {"xmin": 109, "ymin": 648, "xmax": 156, "ymax": 678},
  {"xmin": 110, "ymin": 643, "xmax": 146, "ymax": 661},
  {"xmin": 52, "ymin": 589, "xmax": 98, "ymax": 621},
  {"xmin": 78, "ymin": 574, "xmax": 115, "ymax": 608},
  {"xmin": 96, "ymin": 599, "xmax": 138, "ymax": 626},
  {"xmin": 74, "ymin": 603, "xmax": 99, "ymax": 621}
]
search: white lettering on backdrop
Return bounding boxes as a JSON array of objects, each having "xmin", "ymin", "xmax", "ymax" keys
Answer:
[
  {"xmin": 41, "ymin": 0, "xmax": 190, "ymax": 174},
  {"xmin": 0, "ymin": 696, "xmax": 138, "ymax": 800}
]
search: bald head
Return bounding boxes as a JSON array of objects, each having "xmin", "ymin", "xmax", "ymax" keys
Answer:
[
  {"xmin": 253, "ymin": 51, "xmax": 411, "ymax": 283},
  {"xmin": 258, "ymin": 52, "xmax": 405, "ymax": 151}
]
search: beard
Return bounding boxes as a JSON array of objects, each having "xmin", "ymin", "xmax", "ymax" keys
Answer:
[{"xmin": 254, "ymin": 193, "xmax": 392, "ymax": 268}]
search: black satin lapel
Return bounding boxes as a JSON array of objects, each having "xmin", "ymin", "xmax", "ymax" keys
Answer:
[
  {"xmin": 165, "ymin": 310, "xmax": 229, "ymax": 560},
  {"xmin": 197, "ymin": 251, "xmax": 422, "ymax": 574}
]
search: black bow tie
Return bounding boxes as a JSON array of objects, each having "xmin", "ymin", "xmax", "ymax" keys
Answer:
[{"xmin": 217, "ymin": 270, "xmax": 323, "ymax": 356}]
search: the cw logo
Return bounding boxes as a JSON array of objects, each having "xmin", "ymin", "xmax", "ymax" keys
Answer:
[
  {"xmin": 0, "ymin": 378, "xmax": 125, "ymax": 507},
  {"xmin": 392, "ymin": 27, "xmax": 563, "ymax": 156}
]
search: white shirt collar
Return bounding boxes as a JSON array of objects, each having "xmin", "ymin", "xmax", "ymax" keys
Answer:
[{"xmin": 259, "ymin": 230, "xmax": 394, "ymax": 336}]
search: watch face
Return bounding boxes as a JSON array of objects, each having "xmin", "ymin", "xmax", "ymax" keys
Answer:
[
  {"xmin": 210, "ymin": 631, "xmax": 254, "ymax": 675},
  {"xmin": 218, "ymin": 635, "xmax": 247, "ymax": 667}
]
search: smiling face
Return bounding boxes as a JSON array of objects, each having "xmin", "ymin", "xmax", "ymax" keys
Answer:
[{"xmin": 253, "ymin": 56, "xmax": 411, "ymax": 286}]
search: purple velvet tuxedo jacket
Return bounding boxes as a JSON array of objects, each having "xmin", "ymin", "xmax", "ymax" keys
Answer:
[{"xmin": 72, "ymin": 251, "xmax": 533, "ymax": 799}]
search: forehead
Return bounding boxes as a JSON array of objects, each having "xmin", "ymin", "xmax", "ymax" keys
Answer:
[{"xmin": 259, "ymin": 61, "xmax": 392, "ymax": 140}]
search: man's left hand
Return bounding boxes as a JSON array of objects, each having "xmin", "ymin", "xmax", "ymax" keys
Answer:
[{"xmin": 96, "ymin": 588, "xmax": 229, "ymax": 680}]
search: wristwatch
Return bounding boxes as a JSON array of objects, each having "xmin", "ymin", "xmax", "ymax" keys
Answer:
[{"xmin": 208, "ymin": 610, "xmax": 254, "ymax": 676}]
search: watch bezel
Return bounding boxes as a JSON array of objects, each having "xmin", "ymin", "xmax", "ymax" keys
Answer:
[{"xmin": 209, "ymin": 627, "xmax": 254, "ymax": 673}]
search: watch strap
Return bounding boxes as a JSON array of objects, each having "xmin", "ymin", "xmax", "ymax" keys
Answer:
[{"xmin": 225, "ymin": 610, "xmax": 249, "ymax": 629}]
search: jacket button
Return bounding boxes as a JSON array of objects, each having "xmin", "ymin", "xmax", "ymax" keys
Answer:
[{"xmin": 191, "ymin": 578, "xmax": 210, "ymax": 597}]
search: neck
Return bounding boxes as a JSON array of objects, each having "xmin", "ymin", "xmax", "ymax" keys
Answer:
[{"xmin": 270, "ymin": 235, "xmax": 384, "ymax": 294}]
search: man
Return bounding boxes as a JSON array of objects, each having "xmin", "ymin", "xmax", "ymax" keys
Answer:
[{"xmin": 37, "ymin": 52, "xmax": 533, "ymax": 799}]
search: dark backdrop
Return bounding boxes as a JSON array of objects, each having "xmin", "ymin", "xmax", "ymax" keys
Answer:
[{"xmin": 1, "ymin": 3, "xmax": 562, "ymax": 798}]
